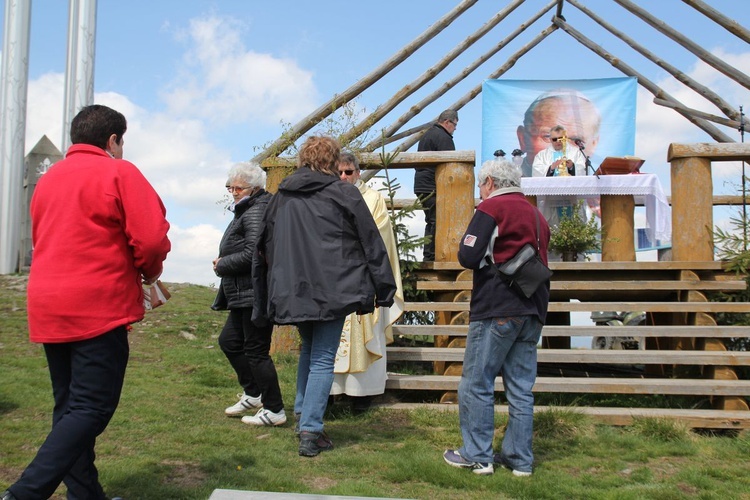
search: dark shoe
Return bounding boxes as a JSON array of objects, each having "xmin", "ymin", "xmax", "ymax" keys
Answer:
[
  {"xmin": 443, "ymin": 449, "xmax": 493, "ymax": 475},
  {"xmin": 2, "ymin": 491, "xmax": 17, "ymax": 500},
  {"xmin": 351, "ymin": 395, "xmax": 373, "ymax": 415},
  {"xmin": 298, "ymin": 430, "xmax": 334, "ymax": 457}
]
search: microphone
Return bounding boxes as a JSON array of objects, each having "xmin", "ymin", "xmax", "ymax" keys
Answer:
[{"xmin": 574, "ymin": 139, "xmax": 585, "ymax": 149}]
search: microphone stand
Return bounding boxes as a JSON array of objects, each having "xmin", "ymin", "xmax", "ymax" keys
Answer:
[{"xmin": 578, "ymin": 142, "xmax": 598, "ymax": 178}]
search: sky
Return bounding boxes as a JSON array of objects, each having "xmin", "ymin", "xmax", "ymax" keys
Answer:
[{"xmin": 2, "ymin": 0, "xmax": 750, "ymax": 287}]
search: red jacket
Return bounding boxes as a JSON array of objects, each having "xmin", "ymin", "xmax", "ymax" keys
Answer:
[{"xmin": 27, "ymin": 144, "xmax": 171, "ymax": 343}]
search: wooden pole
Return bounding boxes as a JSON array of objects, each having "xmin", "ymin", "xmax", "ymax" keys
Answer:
[
  {"xmin": 251, "ymin": 0, "xmax": 478, "ymax": 163},
  {"xmin": 363, "ymin": 0, "xmax": 558, "ymax": 155},
  {"xmin": 668, "ymin": 147, "xmax": 714, "ymax": 262},
  {"xmin": 681, "ymin": 0, "xmax": 750, "ymax": 44},
  {"xmin": 600, "ymin": 195, "xmax": 635, "ymax": 261},
  {"xmin": 653, "ymin": 98, "xmax": 746, "ymax": 129},
  {"xmin": 613, "ymin": 0, "xmax": 750, "ymax": 91},
  {"xmin": 567, "ymin": 0, "xmax": 741, "ymax": 122},
  {"xmin": 552, "ymin": 17, "xmax": 734, "ymax": 143},
  {"xmin": 338, "ymin": 0, "xmax": 526, "ymax": 148},
  {"xmin": 434, "ymin": 162, "xmax": 475, "ymax": 263}
]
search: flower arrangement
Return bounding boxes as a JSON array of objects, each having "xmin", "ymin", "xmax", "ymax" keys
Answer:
[{"xmin": 548, "ymin": 202, "xmax": 601, "ymax": 258}]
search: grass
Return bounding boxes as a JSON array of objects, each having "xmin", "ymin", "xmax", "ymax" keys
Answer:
[{"xmin": 2, "ymin": 275, "xmax": 750, "ymax": 499}]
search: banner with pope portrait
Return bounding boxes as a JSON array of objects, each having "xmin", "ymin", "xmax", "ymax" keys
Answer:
[{"xmin": 481, "ymin": 77, "xmax": 637, "ymax": 176}]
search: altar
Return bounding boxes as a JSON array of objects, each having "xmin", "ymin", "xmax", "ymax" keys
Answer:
[{"xmin": 521, "ymin": 173, "xmax": 672, "ymax": 261}]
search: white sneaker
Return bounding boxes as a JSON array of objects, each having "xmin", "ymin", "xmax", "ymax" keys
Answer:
[
  {"xmin": 225, "ymin": 393, "xmax": 262, "ymax": 416},
  {"xmin": 241, "ymin": 408, "xmax": 287, "ymax": 426}
]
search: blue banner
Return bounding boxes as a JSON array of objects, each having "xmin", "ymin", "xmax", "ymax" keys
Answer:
[{"xmin": 481, "ymin": 77, "xmax": 637, "ymax": 176}]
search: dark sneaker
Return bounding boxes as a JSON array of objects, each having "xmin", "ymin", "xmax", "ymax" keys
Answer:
[
  {"xmin": 443, "ymin": 449, "xmax": 493, "ymax": 475},
  {"xmin": 2, "ymin": 491, "xmax": 17, "ymax": 500},
  {"xmin": 493, "ymin": 453, "xmax": 532, "ymax": 477},
  {"xmin": 298, "ymin": 430, "xmax": 334, "ymax": 457}
]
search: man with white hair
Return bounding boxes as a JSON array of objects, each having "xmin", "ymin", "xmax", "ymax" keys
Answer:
[{"xmin": 443, "ymin": 158, "xmax": 550, "ymax": 477}]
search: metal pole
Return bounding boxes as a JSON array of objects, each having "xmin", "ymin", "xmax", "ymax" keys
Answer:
[
  {"xmin": 0, "ymin": 0, "xmax": 32, "ymax": 274},
  {"xmin": 62, "ymin": 0, "xmax": 97, "ymax": 153}
]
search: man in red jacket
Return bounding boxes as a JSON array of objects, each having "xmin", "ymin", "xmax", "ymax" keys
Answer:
[{"xmin": 3, "ymin": 105, "xmax": 171, "ymax": 500}]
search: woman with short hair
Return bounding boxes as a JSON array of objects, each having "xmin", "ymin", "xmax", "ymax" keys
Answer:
[
  {"xmin": 213, "ymin": 162, "xmax": 285, "ymax": 426},
  {"xmin": 255, "ymin": 136, "xmax": 396, "ymax": 457}
]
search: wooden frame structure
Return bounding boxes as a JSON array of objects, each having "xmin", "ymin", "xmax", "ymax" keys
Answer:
[
  {"xmin": 258, "ymin": 2, "xmax": 750, "ymax": 428},
  {"xmin": 254, "ymin": 0, "xmax": 749, "ymax": 163}
]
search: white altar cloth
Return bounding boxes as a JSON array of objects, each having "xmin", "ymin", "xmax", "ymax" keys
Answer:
[{"xmin": 521, "ymin": 174, "xmax": 671, "ymax": 243}]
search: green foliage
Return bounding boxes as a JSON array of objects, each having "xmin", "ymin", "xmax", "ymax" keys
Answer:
[
  {"xmin": 3, "ymin": 276, "xmax": 750, "ymax": 499},
  {"xmin": 712, "ymin": 179, "xmax": 750, "ymax": 356},
  {"xmin": 548, "ymin": 202, "xmax": 601, "ymax": 255},
  {"xmin": 375, "ymin": 143, "xmax": 434, "ymax": 328}
]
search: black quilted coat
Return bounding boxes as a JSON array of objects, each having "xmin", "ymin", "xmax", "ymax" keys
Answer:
[{"xmin": 212, "ymin": 189, "xmax": 272, "ymax": 310}]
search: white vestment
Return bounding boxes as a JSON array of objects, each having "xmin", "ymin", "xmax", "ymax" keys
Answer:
[{"xmin": 331, "ymin": 183, "xmax": 404, "ymax": 396}]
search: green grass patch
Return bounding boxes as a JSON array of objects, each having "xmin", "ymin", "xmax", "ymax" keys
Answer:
[{"xmin": 2, "ymin": 275, "xmax": 750, "ymax": 499}]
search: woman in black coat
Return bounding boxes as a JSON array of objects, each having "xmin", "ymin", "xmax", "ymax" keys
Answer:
[
  {"xmin": 256, "ymin": 136, "xmax": 396, "ymax": 456},
  {"xmin": 212, "ymin": 162, "xmax": 285, "ymax": 426}
]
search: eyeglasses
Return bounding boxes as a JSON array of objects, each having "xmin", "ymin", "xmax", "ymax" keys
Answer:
[
  {"xmin": 338, "ymin": 169, "xmax": 355, "ymax": 176},
  {"xmin": 226, "ymin": 185, "xmax": 251, "ymax": 193},
  {"xmin": 449, "ymin": 120, "xmax": 458, "ymax": 126},
  {"xmin": 549, "ymin": 137, "xmax": 563, "ymax": 143}
]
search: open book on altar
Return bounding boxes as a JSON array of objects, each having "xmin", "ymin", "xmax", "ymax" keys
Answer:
[{"xmin": 595, "ymin": 156, "xmax": 645, "ymax": 175}]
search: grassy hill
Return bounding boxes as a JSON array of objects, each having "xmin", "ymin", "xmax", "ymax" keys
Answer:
[{"xmin": 1, "ymin": 275, "xmax": 749, "ymax": 499}]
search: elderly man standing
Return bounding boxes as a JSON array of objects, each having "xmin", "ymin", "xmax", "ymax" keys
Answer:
[
  {"xmin": 414, "ymin": 109, "xmax": 458, "ymax": 261},
  {"xmin": 443, "ymin": 158, "xmax": 550, "ymax": 477},
  {"xmin": 331, "ymin": 152, "xmax": 404, "ymax": 413}
]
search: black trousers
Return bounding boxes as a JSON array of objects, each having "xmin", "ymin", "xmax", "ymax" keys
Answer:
[
  {"xmin": 10, "ymin": 326, "xmax": 129, "ymax": 500},
  {"xmin": 219, "ymin": 308, "xmax": 284, "ymax": 413},
  {"xmin": 417, "ymin": 192, "xmax": 436, "ymax": 261}
]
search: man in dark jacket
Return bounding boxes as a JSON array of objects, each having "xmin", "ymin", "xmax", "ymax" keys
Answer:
[
  {"xmin": 414, "ymin": 109, "xmax": 458, "ymax": 261},
  {"xmin": 443, "ymin": 157, "xmax": 550, "ymax": 477}
]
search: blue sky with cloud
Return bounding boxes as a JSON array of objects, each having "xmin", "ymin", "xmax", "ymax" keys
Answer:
[{"xmin": 3, "ymin": 0, "xmax": 749, "ymax": 285}]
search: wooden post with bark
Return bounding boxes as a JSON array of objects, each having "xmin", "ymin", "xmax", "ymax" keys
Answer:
[{"xmin": 667, "ymin": 142, "xmax": 750, "ymax": 412}]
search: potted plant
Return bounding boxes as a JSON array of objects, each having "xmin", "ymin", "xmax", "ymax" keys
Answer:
[{"xmin": 548, "ymin": 202, "xmax": 601, "ymax": 261}]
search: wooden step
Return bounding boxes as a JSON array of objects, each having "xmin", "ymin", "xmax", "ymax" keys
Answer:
[
  {"xmin": 419, "ymin": 261, "xmax": 727, "ymax": 271},
  {"xmin": 404, "ymin": 301, "xmax": 750, "ymax": 313},
  {"xmin": 391, "ymin": 324, "xmax": 750, "ymax": 338},
  {"xmin": 387, "ymin": 347, "xmax": 750, "ymax": 365},
  {"xmin": 417, "ymin": 280, "xmax": 747, "ymax": 291},
  {"xmin": 385, "ymin": 374, "xmax": 750, "ymax": 396},
  {"xmin": 376, "ymin": 403, "xmax": 750, "ymax": 429}
]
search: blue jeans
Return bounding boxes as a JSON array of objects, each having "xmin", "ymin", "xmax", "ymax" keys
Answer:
[
  {"xmin": 458, "ymin": 316, "xmax": 542, "ymax": 472},
  {"xmin": 295, "ymin": 317, "xmax": 346, "ymax": 433}
]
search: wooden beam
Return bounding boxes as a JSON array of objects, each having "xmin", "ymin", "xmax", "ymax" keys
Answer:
[
  {"xmin": 363, "ymin": 0, "xmax": 557, "ymax": 156},
  {"xmin": 385, "ymin": 374, "xmax": 750, "ymax": 395},
  {"xmin": 416, "ymin": 280, "xmax": 746, "ymax": 292},
  {"xmin": 251, "ymin": 0, "xmax": 479, "ymax": 162},
  {"xmin": 667, "ymin": 143, "xmax": 750, "ymax": 162},
  {"xmin": 338, "ymin": 0, "xmax": 526, "ymax": 148},
  {"xmin": 387, "ymin": 347, "xmax": 750, "ymax": 366},
  {"xmin": 403, "ymin": 301, "xmax": 750, "ymax": 313},
  {"xmin": 653, "ymin": 98, "xmax": 746, "ymax": 129},
  {"xmin": 262, "ymin": 151, "xmax": 475, "ymax": 170},
  {"xmin": 682, "ymin": 0, "xmax": 750, "ymax": 45},
  {"xmin": 567, "ymin": 0, "xmax": 741, "ymax": 121},
  {"xmin": 391, "ymin": 324, "xmax": 750, "ymax": 338},
  {"xmin": 613, "ymin": 0, "xmax": 750, "ymax": 91},
  {"xmin": 552, "ymin": 17, "xmax": 734, "ymax": 143},
  {"xmin": 377, "ymin": 403, "xmax": 750, "ymax": 429}
]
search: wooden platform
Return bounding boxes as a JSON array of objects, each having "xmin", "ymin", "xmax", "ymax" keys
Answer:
[{"xmin": 386, "ymin": 260, "xmax": 750, "ymax": 429}]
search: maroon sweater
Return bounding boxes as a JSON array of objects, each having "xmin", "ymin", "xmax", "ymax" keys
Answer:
[{"xmin": 457, "ymin": 190, "xmax": 550, "ymax": 322}]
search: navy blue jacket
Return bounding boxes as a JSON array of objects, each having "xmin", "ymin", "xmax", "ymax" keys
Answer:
[{"xmin": 414, "ymin": 123, "xmax": 455, "ymax": 194}]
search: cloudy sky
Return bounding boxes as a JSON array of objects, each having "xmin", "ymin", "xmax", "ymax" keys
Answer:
[{"xmin": 3, "ymin": 0, "xmax": 749, "ymax": 286}]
